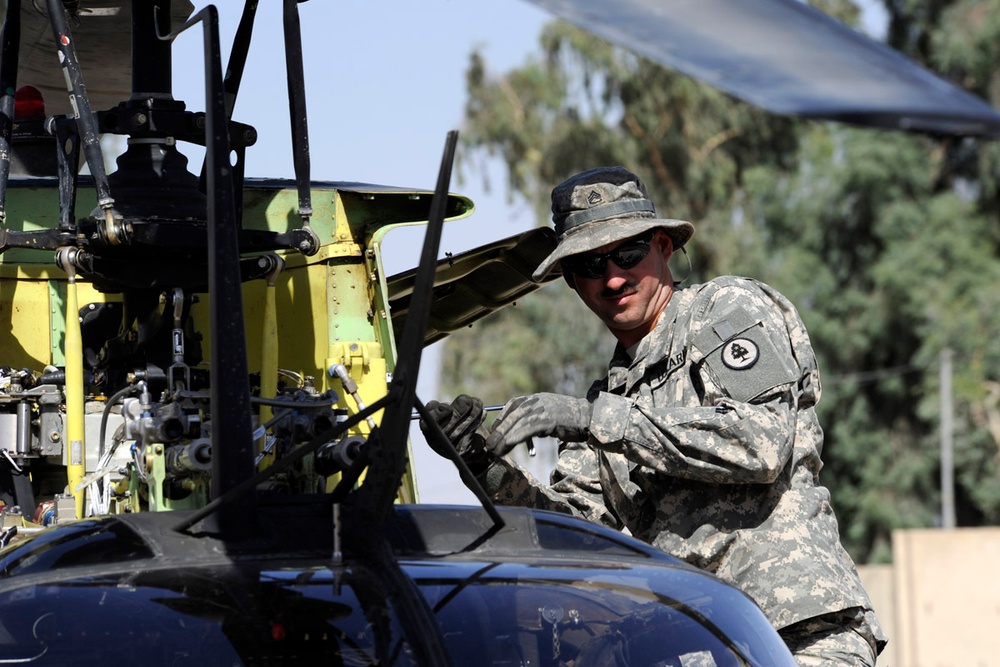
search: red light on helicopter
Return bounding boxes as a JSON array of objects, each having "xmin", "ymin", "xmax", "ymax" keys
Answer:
[{"xmin": 14, "ymin": 85, "xmax": 45, "ymax": 119}]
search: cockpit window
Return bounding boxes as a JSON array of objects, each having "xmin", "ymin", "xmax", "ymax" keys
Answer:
[
  {"xmin": 412, "ymin": 560, "xmax": 795, "ymax": 667},
  {"xmin": 0, "ymin": 520, "xmax": 153, "ymax": 578},
  {"xmin": 0, "ymin": 557, "xmax": 793, "ymax": 666}
]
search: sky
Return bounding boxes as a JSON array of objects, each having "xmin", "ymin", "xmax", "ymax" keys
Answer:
[{"xmin": 172, "ymin": 1, "xmax": 554, "ymax": 503}]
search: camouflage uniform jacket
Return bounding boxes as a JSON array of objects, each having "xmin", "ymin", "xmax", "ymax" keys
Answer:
[{"xmin": 481, "ymin": 276, "xmax": 886, "ymax": 640}]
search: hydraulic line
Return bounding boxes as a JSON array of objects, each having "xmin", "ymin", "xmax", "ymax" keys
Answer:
[
  {"xmin": 328, "ymin": 363, "xmax": 377, "ymax": 431},
  {"xmin": 56, "ymin": 247, "xmax": 86, "ymax": 519},
  {"xmin": 99, "ymin": 383, "xmax": 136, "ymax": 459}
]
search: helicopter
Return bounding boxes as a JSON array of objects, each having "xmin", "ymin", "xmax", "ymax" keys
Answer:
[{"xmin": 0, "ymin": 0, "xmax": 996, "ymax": 664}]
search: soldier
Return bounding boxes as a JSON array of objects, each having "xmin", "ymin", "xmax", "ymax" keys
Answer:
[{"xmin": 424, "ymin": 166, "xmax": 887, "ymax": 666}]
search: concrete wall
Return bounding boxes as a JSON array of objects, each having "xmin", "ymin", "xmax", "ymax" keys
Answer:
[{"xmin": 857, "ymin": 527, "xmax": 1000, "ymax": 667}]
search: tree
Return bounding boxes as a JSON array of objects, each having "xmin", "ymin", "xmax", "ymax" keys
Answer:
[
  {"xmin": 443, "ymin": 1, "xmax": 1000, "ymax": 563},
  {"xmin": 736, "ymin": 123, "xmax": 1000, "ymax": 559}
]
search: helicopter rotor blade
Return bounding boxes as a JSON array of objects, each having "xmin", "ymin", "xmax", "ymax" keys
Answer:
[{"xmin": 526, "ymin": 0, "xmax": 1000, "ymax": 136}]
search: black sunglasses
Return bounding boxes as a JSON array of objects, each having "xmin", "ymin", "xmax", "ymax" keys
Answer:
[{"xmin": 561, "ymin": 230, "xmax": 656, "ymax": 279}]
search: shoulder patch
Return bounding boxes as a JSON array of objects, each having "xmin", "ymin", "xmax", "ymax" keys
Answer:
[{"xmin": 690, "ymin": 306, "xmax": 797, "ymax": 402}]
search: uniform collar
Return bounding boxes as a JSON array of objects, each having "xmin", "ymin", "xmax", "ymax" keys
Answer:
[{"xmin": 605, "ymin": 286, "xmax": 690, "ymax": 392}]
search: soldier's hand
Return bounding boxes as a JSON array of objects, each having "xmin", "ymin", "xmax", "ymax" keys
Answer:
[
  {"xmin": 486, "ymin": 393, "xmax": 591, "ymax": 457},
  {"xmin": 420, "ymin": 394, "xmax": 493, "ymax": 473}
]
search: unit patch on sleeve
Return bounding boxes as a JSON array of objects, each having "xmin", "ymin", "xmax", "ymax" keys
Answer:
[{"xmin": 690, "ymin": 306, "xmax": 797, "ymax": 402}]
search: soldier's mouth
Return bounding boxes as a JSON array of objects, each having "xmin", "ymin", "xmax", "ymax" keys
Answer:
[{"xmin": 602, "ymin": 284, "xmax": 637, "ymax": 302}]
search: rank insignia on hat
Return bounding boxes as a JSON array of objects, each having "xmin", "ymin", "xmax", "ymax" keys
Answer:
[
  {"xmin": 721, "ymin": 338, "xmax": 759, "ymax": 370},
  {"xmin": 587, "ymin": 190, "xmax": 603, "ymax": 205}
]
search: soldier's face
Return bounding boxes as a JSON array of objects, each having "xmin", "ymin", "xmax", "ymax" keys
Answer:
[{"xmin": 567, "ymin": 229, "xmax": 674, "ymax": 348}]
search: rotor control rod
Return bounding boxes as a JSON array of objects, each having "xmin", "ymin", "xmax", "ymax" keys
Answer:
[
  {"xmin": 168, "ymin": 288, "xmax": 190, "ymax": 392},
  {"xmin": 282, "ymin": 0, "xmax": 315, "ymax": 245},
  {"xmin": 46, "ymin": 0, "xmax": 116, "ymax": 216},
  {"xmin": 258, "ymin": 255, "xmax": 284, "ymax": 468},
  {"xmin": 55, "ymin": 247, "xmax": 87, "ymax": 519}
]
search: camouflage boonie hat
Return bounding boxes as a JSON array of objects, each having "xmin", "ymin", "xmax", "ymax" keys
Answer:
[{"xmin": 533, "ymin": 166, "xmax": 694, "ymax": 281}]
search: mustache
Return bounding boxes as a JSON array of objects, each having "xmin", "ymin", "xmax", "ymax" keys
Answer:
[{"xmin": 600, "ymin": 282, "xmax": 637, "ymax": 298}]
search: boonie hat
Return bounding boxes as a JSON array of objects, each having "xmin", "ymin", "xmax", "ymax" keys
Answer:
[{"xmin": 533, "ymin": 166, "xmax": 694, "ymax": 280}]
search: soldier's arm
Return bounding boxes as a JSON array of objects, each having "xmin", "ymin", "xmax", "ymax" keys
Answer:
[
  {"xmin": 477, "ymin": 442, "xmax": 623, "ymax": 529},
  {"xmin": 589, "ymin": 387, "xmax": 797, "ymax": 484}
]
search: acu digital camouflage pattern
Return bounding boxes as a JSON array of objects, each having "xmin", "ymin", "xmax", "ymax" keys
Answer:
[{"xmin": 479, "ymin": 276, "xmax": 886, "ymax": 654}]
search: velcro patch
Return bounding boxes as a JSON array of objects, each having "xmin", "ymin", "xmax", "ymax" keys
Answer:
[{"xmin": 691, "ymin": 307, "xmax": 796, "ymax": 402}]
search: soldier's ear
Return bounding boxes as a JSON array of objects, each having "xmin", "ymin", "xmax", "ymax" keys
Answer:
[{"xmin": 658, "ymin": 230, "xmax": 674, "ymax": 262}]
